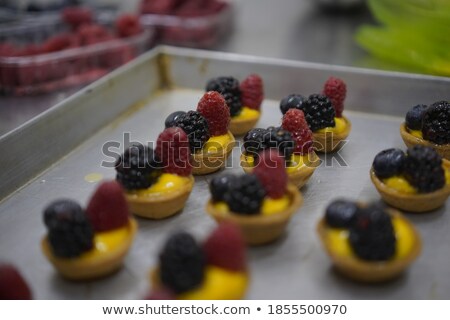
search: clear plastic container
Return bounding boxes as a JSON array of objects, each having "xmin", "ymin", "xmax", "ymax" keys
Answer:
[
  {"xmin": 0, "ymin": 14, "xmax": 154, "ymax": 95},
  {"xmin": 140, "ymin": 1, "xmax": 232, "ymax": 49}
]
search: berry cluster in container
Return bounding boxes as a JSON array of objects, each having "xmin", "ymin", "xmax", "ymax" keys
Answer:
[
  {"xmin": 147, "ymin": 223, "xmax": 248, "ymax": 300},
  {"xmin": 140, "ymin": 0, "xmax": 230, "ymax": 48},
  {"xmin": 0, "ymin": 7, "xmax": 148, "ymax": 95},
  {"xmin": 401, "ymin": 101, "xmax": 450, "ymax": 160},
  {"xmin": 279, "ymin": 77, "xmax": 351, "ymax": 153}
]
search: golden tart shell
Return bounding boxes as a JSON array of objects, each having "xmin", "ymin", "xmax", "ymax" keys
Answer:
[
  {"xmin": 229, "ymin": 113, "xmax": 260, "ymax": 136},
  {"xmin": 400, "ymin": 122, "xmax": 450, "ymax": 160},
  {"xmin": 206, "ymin": 184, "xmax": 302, "ymax": 245},
  {"xmin": 312, "ymin": 115, "xmax": 351, "ymax": 153},
  {"xmin": 317, "ymin": 210, "xmax": 421, "ymax": 283},
  {"xmin": 125, "ymin": 175, "xmax": 194, "ymax": 219},
  {"xmin": 370, "ymin": 166, "xmax": 450, "ymax": 213},
  {"xmin": 240, "ymin": 151, "xmax": 320, "ymax": 188},
  {"xmin": 41, "ymin": 218, "xmax": 137, "ymax": 281},
  {"xmin": 191, "ymin": 131, "xmax": 235, "ymax": 175}
]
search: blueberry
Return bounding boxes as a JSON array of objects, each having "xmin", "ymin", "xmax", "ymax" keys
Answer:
[
  {"xmin": 405, "ymin": 104, "xmax": 428, "ymax": 130},
  {"xmin": 325, "ymin": 199, "xmax": 359, "ymax": 228},
  {"xmin": 373, "ymin": 148, "xmax": 406, "ymax": 179},
  {"xmin": 165, "ymin": 111, "xmax": 186, "ymax": 128},
  {"xmin": 210, "ymin": 174, "xmax": 237, "ymax": 202},
  {"xmin": 280, "ymin": 94, "xmax": 306, "ymax": 115}
]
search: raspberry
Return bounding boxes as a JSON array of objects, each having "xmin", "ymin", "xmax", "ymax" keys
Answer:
[
  {"xmin": 349, "ymin": 204, "xmax": 396, "ymax": 261},
  {"xmin": 403, "ymin": 146, "xmax": 445, "ymax": 193},
  {"xmin": 140, "ymin": 0, "xmax": 180, "ymax": 14},
  {"xmin": 282, "ymin": 109, "xmax": 313, "ymax": 154},
  {"xmin": 159, "ymin": 232, "xmax": 205, "ymax": 294},
  {"xmin": 42, "ymin": 34, "xmax": 78, "ymax": 53},
  {"xmin": 422, "ymin": 101, "xmax": 450, "ymax": 145},
  {"xmin": 44, "ymin": 199, "xmax": 94, "ymax": 258},
  {"xmin": 115, "ymin": 144, "xmax": 162, "ymax": 190},
  {"xmin": 323, "ymin": 77, "xmax": 346, "ymax": 117},
  {"xmin": 145, "ymin": 287, "xmax": 176, "ymax": 300},
  {"xmin": 372, "ymin": 148, "xmax": 406, "ymax": 179},
  {"xmin": 405, "ymin": 104, "xmax": 428, "ymax": 131},
  {"xmin": 116, "ymin": 14, "xmax": 143, "ymax": 38},
  {"xmin": 280, "ymin": 94, "xmax": 306, "ymax": 115},
  {"xmin": 203, "ymin": 222, "xmax": 247, "ymax": 272},
  {"xmin": 86, "ymin": 181, "xmax": 130, "ymax": 232},
  {"xmin": 325, "ymin": 199, "xmax": 359, "ymax": 228},
  {"xmin": 77, "ymin": 24, "xmax": 111, "ymax": 45},
  {"xmin": 156, "ymin": 127, "xmax": 192, "ymax": 176},
  {"xmin": 263, "ymin": 127, "xmax": 295, "ymax": 160},
  {"xmin": 302, "ymin": 94, "xmax": 336, "ymax": 131},
  {"xmin": 253, "ymin": 150, "xmax": 288, "ymax": 199},
  {"xmin": 62, "ymin": 7, "xmax": 93, "ymax": 29},
  {"xmin": 224, "ymin": 175, "xmax": 266, "ymax": 215},
  {"xmin": 0, "ymin": 264, "xmax": 32, "ymax": 300},
  {"xmin": 209, "ymin": 174, "xmax": 237, "ymax": 202},
  {"xmin": 197, "ymin": 91, "xmax": 230, "ymax": 136},
  {"xmin": 206, "ymin": 76, "xmax": 242, "ymax": 117},
  {"xmin": 240, "ymin": 74, "xmax": 264, "ymax": 110},
  {"xmin": 174, "ymin": 111, "xmax": 210, "ymax": 153}
]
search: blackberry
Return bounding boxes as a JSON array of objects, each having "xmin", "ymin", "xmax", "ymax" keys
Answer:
[
  {"xmin": 405, "ymin": 104, "xmax": 427, "ymax": 130},
  {"xmin": 372, "ymin": 148, "xmax": 406, "ymax": 179},
  {"xmin": 174, "ymin": 110, "xmax": 210, "ymax": 153},
  {"xmin": 224, "ymin": 175, "xmax": 266, "ymax": 215},
  {"xmin": 209, "ymin": 174, "xmax": 237, "ymax": 202},
  {"xmin": 263, "ymin": 127, "xmax": 295, "ymax": 159},
  {"xmin": 165, "ymin": 111, "xmax": 186, "ymax": 128},
  {"xmin": 403, "ymin": 145, "xmax": 445, "ymax": 193},
  {"xmin": 159, "ymin": 232, "xmax": 205, "ymax": 294},
  {"xmin": 325, "ymin": 199, "xmax": 359, "ymax": 228},
  {"xmin": 301, "ymin": 94, "xmax": 336, "ymax": 131},
  {"xmin": 422, "ymin": 101, "xmax": 450, "ymax": 145},
  {"xmin": 206, "ymin": 76, "xmax": 242, "ymax": 116},
  {"xmin": 280, "ymin": 94, "xmax": 306, "ymax": 115},
  {"xmin": 349, "ymin": 204, "xmax": 396, "ymax": 261},
  {"xmin": 44, "ymin": 199, "xmax": 94, "ymax": 258},
  {"xmin": 115, "ymin": 144, "xmax": 161, "ymax": 190},
  {"xmin": 243, "ymin": 128, "xmax": 269, "ymax": 157}
]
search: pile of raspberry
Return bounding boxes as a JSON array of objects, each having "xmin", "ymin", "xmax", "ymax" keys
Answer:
[
  {"xmin": 140, "ymin": 0, "xmax": 228, "ymax": 47},
  {"xmin": 0, "ymin": 7, "xmax": 142, "ymax": 92},
  {"xmin": 146, "ymin": 222, "xmax": 247, "ymax": 299}
]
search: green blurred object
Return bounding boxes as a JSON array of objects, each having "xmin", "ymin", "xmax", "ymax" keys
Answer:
[{"xmin": 355, "ymin": 0, "xmax": 450, "ymax": 76}]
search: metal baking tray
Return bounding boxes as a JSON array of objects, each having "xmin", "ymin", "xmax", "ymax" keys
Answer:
[{"xmin": 0, "ymin": 46, "xmax": 449, "ymax": 299}]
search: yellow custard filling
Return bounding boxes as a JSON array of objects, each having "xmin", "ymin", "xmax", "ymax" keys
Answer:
[
  {"xmin": 130, "ymin": 173, "xmax": 191, "ymax": 196},
  {"xmin": 244, "ymin": 153, "xmax": 313, "ymax": 173},
  {"xmin": 214, "ymin": 195, "xmax": 290, "ymax": 216},
  {"xmin": 232, "ymin": 106, "xmax": 260, "ymax": 120},
  {"xmin": 316, "ymin": 117, "xmax": 347, "ymax": 134},
  {"xmin": 326, "ymin": 217, "xmax": 414, "ymax": 260},
  {"xmin": 47, "ymin": 223, "xmax": 132, "ymax": 263},
  {"xmin": 202, "ymin": 133, "xmax": 233, "ymax": 154},
  {"xmin": 407, "ymin": 128, "xmax": 423, "ymax": 139},
  {"xmin": 382, "ymin": 169, "xmax": 450, "ymax": 194},
  {"xmin": 179, "ymin": 266, "xmax": 248, "ymax": 300}
]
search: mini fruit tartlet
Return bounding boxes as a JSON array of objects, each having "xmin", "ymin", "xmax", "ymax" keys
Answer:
[
  {"xmin": 116, "ymin": 128, "xmax": 194, "ymax": 219},
  {"xmin": 147, "ymin": 223, "xmax": 248, "ymax": 300},
  {"xmin": 206, "ymin": 74, "xmax": 264, "ymax": 135},
  {"xmin": 241, "ymin": 108, "xmax": 320, "ymax": 188},
  {"xmin": 317, "ymin": 199, "xmax": 421, "ymax": 283},
  {"xmin": 41, "ymin": 181, "xmax": 137, "ymax": 280},
  {"xmin": 207, "ymin": 150, "xmax": 303, "ymax": 245},
  {"xmin": 0, "ymin": 264, "xmax": 32, "ymax": 299},
  {"xmin": 370, "ymin": 146, "xmax": 450, "ymax": 212},
  {"xmin": 280, "ymin": 77, "xmax": 351, "ymax": 153},
  {"xmin": 165, "ymin": 91, "xmax": 235, "ymax": 175},
  {"xmin": 400, "ymin": 101, "xmax": 450, "ymax": 160}
]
